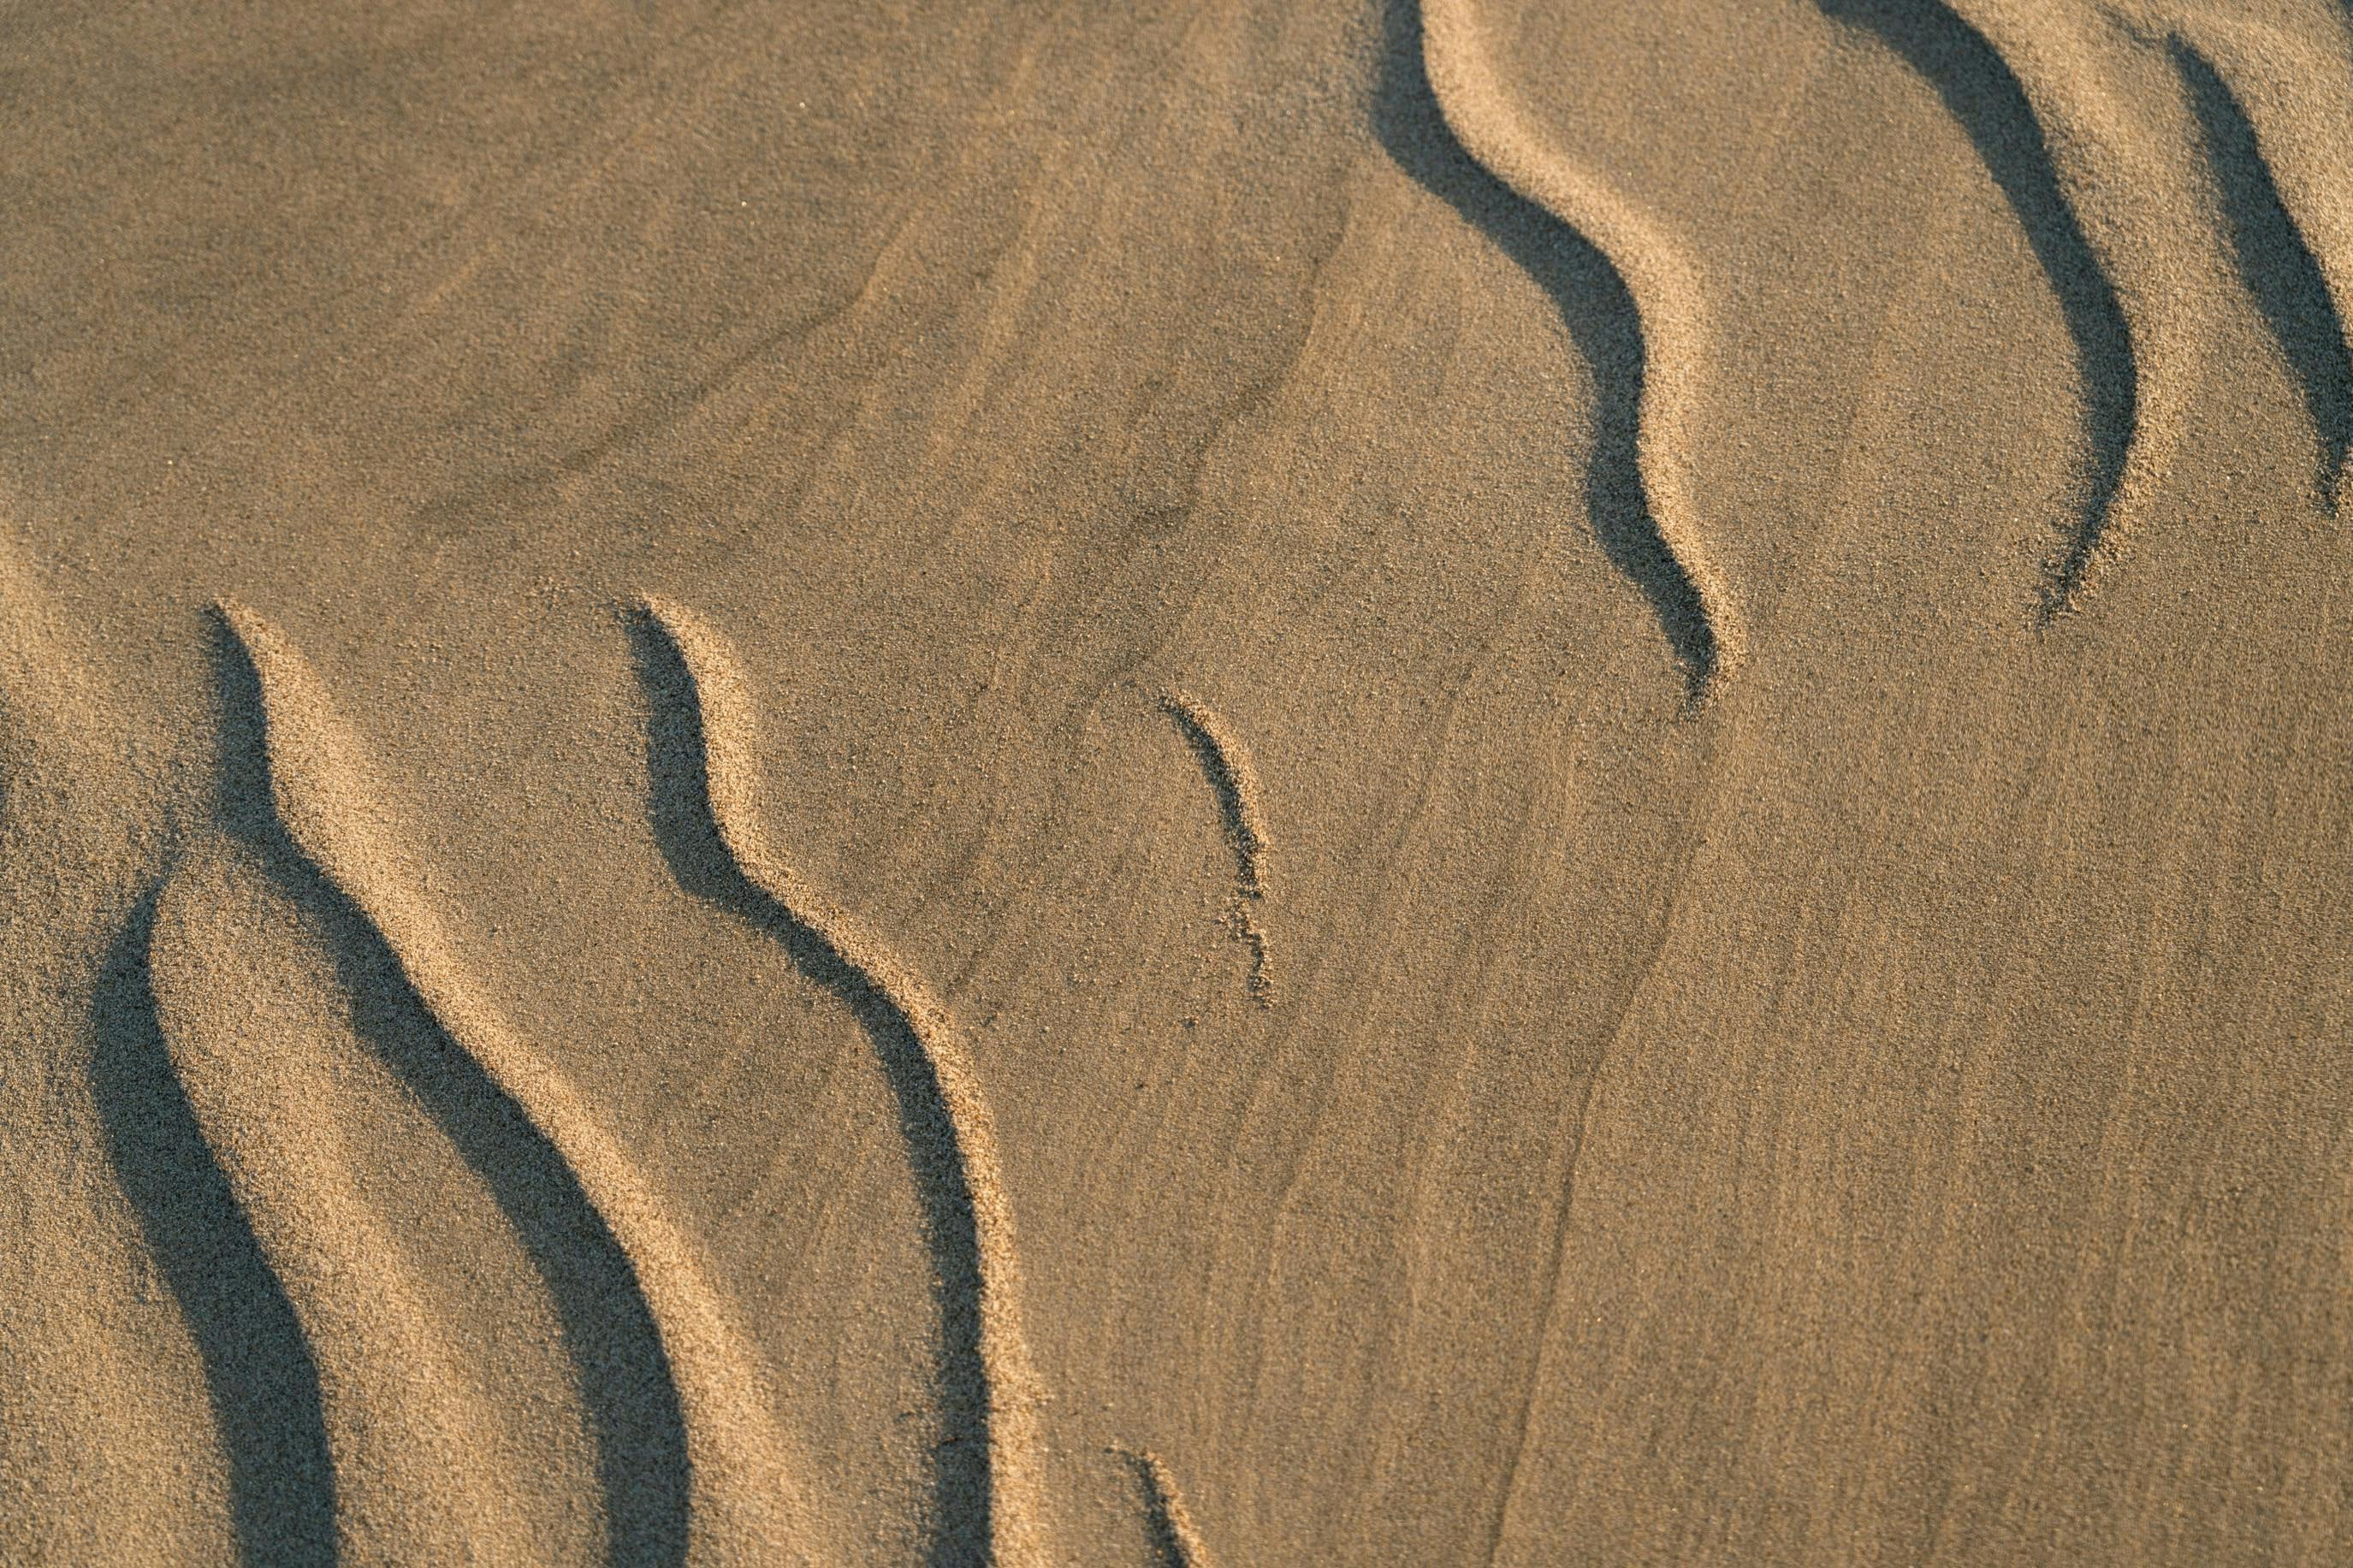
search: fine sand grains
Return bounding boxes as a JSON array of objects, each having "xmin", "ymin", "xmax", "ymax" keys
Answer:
[
  {"xmin": 211, "ymin": 602, "xmax": 821, "ymax": 1565},
  {"xmin": 631, "ymin": 595, "xmax": 1052, "ymax": 1566},
  {"xmin": 1419, "ymin": 0, "xmax": 1741, "ymax": 695},
  {"xmin": 0, "ymin": 540, "xmax": 226, "ymax": 1566}
]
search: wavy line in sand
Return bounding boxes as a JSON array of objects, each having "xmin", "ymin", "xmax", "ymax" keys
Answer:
[
  {"xmin": 1116, "ymin": 1447, "xmax": 1213, "ymax": 1568},
  {"xmin": 2165, "ymin": 11, "xmax": 2353, "ymax": 510},
  {"xmin": 1410, "ymin": 0, "xmax": 1737, "ymax": 702},
  {"xmin": 211, "ymin": 601, "xmax": 816, "ymax": 1565},
  {"xmin": 91, "ymin": 884, "xmax": 341, "ymax": 1565},
  {"xmin": 1157, "ymin": 691, "xmax": 1274, "ymax": 1005},
  {"xmin": 629, "ymin": 595, "xmax": 1049, "ymax": 1567},
  {"xmin": 1938, "ymin": 0, "xmax": 2229, "ymax": 614},
  {"xmin": 148, "ymin": 841, "xmax": 552, "ymax": 1565}
]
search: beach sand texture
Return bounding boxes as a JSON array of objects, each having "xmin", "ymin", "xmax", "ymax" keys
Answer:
[{"xmin": 5, "ymin": 0, "xmax": 2353, "ymax": 1561}]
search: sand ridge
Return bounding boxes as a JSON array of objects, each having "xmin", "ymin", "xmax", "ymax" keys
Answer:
[
  {"xmin": 0, "ymin": 538, "xmax": 222, "ymax": 1565},
  {"xmin": 1420, "ymin": 0, "xmax": 1740, "ymax": 699},
  {"xmin": 1816, "ymin": 0, "xmax": 2353, "ymax": 603},
  {"xmin": 213, "ymin": 601, "xmax": 821, "ymax": 1564},
  {"xmin": 2157, "ymin": 5, "xmax": 2353, "ymax": 509},
  {"xmin": 1118, "ymin": 1447, "xmax": 1216, "ymax": 1568},
  {"xmin": 632, "ymin": 595, "xmax": 1051, "ymax": 1566},
  {"xmin": 1157, "ymin": 690, "xmax": 1277, "ymax": 1005},
  {"xmin": 149, "ymin": 837, "xmax": 549, "ymax": 1565}
]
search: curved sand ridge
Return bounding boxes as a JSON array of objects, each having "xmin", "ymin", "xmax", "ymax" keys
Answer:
[
  {"xmin": 631, "ymin": 595, "xmax": 1051, "ymax": 1567},
  {"xmin": 0, "ymin": 541, "xmax": 224, "ymax": 1565},
  {"xmin": 210, "ymin": 601, "xmax": 820, "ymax": 1565},
  {"xmin": 1829, "ymin": 0, "xmax": 2353, "ymax": 589},
  {"xmin": 1158, "ymin": 691, "xmax": 1275, "ymax": 1005},
  {"xmin": 1931, "ymin": 0, "xmax": 2223, "ymax": 614},
  {"xmin": 1119, "ymin": 1447, "xmax": 1214, "ymax": 1568},
  {"xmin": 1415, "ymin": 0, "xmax": 1739, "ymax": 702},
  {"xmin": 146, "ymin": 844, "xmax": 544, "ymax": 1565},
  {"xmin": 2160, "ymin": 5, "xmax": 2353, "ymax": 509}
]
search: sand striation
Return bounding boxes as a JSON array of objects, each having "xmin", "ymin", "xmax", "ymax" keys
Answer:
[{"xmin": 630, "ymin": 595, "xmax": 1049, "ymax": 1567}]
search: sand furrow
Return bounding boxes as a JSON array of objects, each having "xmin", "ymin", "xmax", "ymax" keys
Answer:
[
  {"xmin": 2166, "ymin": 12, "xmax": 2353, "ymax": 510},
  {"xmin": 630, "ymin": 595, "xmax": 1049, "ymax": 1567},
  {"xmin": 149, "ymin": 839, "xmax": 536, "ymax": 1566},
  {"xmin": 1158, "ymin": 691, "xmax": 1275, "ymax": 1005},
  {"xmin": 1406, "ymin": 0, "xmax": 1735, "ymax": 702},
  {"xmin": 1933, "ymin": 0, "xmax": 2221, "ymax": 614},
  {"xmin": 90, "ymin": 884, "xmax": 340, "ymax": 1565},
  {"xmin": 213, "ymin": 601, "xmax": 818, "ymax": 1565},
  {"xmin": 1120, "ymin": 1447, "xmax": 1214, "ymax": 1568}
]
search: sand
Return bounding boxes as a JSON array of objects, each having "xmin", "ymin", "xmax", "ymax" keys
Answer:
[{"xmin": 3, "ymin": 0, "xmax": 2352, "ymax": 1562}]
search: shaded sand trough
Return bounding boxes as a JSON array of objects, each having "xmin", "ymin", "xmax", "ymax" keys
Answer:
[
  {"xmin": 631, "ymin": 596, "xmax": 1049, "ymax": 1566},
  {"xmin": 204, "ymin": 603, "xmax": 816, "ymax": 1565}
]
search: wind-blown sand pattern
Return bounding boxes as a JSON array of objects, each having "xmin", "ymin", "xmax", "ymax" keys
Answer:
[
  {"xmin": 1919, "ymin": 0, "xmax": 2220, "ymax": 614},
  {"xmin": 630, "ymin": 595, "xmax": 1048, "ymax": 1567},
  {"xmin": 1415, "ymin": 0, "xmax": 1738, "ymax": 698},
  {"xmin": 1118, "ymin": 1447, "xmax": 1214, "ymax": 1568},
  {"xmin": 2162, "ymin": 9, "xmax": 2353, "ymax": 508},
  {"xmin": 1158, "ymin": 691, "xmax": 1275, "ymax": 1004},
  {"xmin": 13, "ymin": 2, "xmax": 2353, "ymax": 1561},
  {"xmin": 210, "ymin": 601, "xmax": 818, "ymax": 1565}
]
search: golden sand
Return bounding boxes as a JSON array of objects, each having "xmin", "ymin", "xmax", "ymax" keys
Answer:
[{"xmin": 5, "ymin": 0, "xmax": 2353, "ymax": 1561}]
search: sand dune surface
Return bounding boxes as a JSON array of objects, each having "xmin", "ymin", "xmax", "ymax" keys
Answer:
[{"xmin": 6, "ymin": 0, "xmax": 2353, "ymax": 1562}]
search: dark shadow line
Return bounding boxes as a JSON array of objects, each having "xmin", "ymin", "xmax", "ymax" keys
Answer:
[
  {"xmin": 1372, "ymin": 0, "xmax": 1717, "ymax": 695},
  {"xmin": 1157, "ymin": 693, "xmax": 1275, "ymax": 1003},
  {"xmin": 1815, "ymin": 0, "xmax": 2139, "ymax": 614},
  {"xmin": 1156, "ymin": 695, "xmax": 1264, "ymax": 898},
  {"xmin": 625, "ymin": 607, "xmax": 993, "ymax": 1568},
  {"xmin": 209, "ymin": 612, "xmax": 692, "ymax": 1568},
  {"xmin": 2173, "ymin": 37, "xmax": 2350, "ymax": 502},
  {"xmin": 91, "ymin": 884, "xmax": 341, "ymax": 1568},
  {"xmin": 1121, "ymin": 1448, "xmax": 1200, "ymax": 1568}
]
